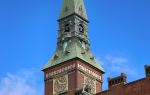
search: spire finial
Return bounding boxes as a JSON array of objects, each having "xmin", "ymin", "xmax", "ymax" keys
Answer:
[{"xmin": 59, "ymin": 0, "xmax": 88, "ymax": 20}]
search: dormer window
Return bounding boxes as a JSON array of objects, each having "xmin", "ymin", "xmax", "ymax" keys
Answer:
[
  {"xmin": 79, "ymin": 24, "xmax": 84, "ymax": 33},
  {"xmin": 64, "ymin": 24, "xmax": 70, "ymax": 32}
]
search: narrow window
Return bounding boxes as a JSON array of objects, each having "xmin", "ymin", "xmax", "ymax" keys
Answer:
[
  {"xmin": 64, "ymin": 24, "xmax": 70, "ymax": 32},
  {"xmin": 79, "ymin": 24, "xmax": 84, "ymax": 33}
]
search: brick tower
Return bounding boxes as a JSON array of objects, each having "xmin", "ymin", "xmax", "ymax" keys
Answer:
[{"xmin": 42, "ymin": 0, "xmax": 104, "ymax": 95}]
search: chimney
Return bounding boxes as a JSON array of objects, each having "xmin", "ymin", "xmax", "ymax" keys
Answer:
[
  {"xmin": 145, "ymin": 65, "xmax": 150, "ymax": 78},
  {"xmin": 108, "ymin": 73, "xmax": 127, "ymax": 88}
]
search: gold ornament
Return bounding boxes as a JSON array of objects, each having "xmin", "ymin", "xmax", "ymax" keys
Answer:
[{"xmin": 53, "ymin": 75, "xmax": 68, "ymax": 95}]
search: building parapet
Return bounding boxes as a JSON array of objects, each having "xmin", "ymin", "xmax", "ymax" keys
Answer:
[{"xmin": 108, "ymin": 73, "xmax": 127, "ymax": 88}]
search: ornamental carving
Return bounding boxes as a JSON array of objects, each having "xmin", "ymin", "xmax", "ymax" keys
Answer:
[
  {"xmin": 84, "ymin": 76, "xmax": 96, "ymax": 94},
  {"xmin": 78, "ymin": 6, "xmax": 83, "ymax": 16},
  {"xmin": 53, "ymin": 75, "xmax": 68, "ymax": 95}
]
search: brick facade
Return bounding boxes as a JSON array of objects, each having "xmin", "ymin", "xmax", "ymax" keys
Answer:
[
  {"xmin": 44, "ymin": 60, "xmax": 150, "ymax": 95},
  {"xmin": 43, "ymin": 58, "xmax": 103, "ymax": 95}
]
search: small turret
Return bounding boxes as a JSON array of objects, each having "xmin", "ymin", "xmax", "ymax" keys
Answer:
[
  {"xmin": 145, "ymin": 65, "xmax": 150, "ymax": 78},
  {"xmin": 108, "ymin": 73, "xmax": 127, "ymax": 88}
]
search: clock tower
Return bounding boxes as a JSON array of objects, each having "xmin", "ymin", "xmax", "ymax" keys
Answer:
[{"xmin": 42, "ymin": 0, "xmax": 104, "ymax": 95}]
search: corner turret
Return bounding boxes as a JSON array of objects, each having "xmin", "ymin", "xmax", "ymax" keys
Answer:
[
  {"xmin": 145, "ymin": 65, "xmax": 150, "ymax": 78},
  {"xmin": 108, "ymin": 73, "xmax": 127, "ymax": 88}
]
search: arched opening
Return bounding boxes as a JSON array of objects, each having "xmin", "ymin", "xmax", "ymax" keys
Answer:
[
  {"xmin": 79, "ymin": 24, "xmax": 84, "ymax": 33},
  {"xmin": 64, "ymin": 24, "xmax": 70, "ymax": 32}
]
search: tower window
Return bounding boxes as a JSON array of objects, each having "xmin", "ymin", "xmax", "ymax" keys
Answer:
[
  {"xmin": 64, "ymin": 24, "xmax": 70, "ymax": 32},
  {"xmin": 79, "ymin": 24, "xmax": 84, "ymax": 33}
]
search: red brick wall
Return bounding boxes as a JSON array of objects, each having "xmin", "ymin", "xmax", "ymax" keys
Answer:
[
  {"xmin": 96, "ymin": 80, "xmax": 102, "ymax": 93},
  {"xmin": 43, "ymin": 59, "xmax": 103, "ymax": 95},
  {"xmin": 68, "ymin": 71, "xmax": 76, "ymax": 95},
  {"xmin": 45, "ymin": 79, "xmax": 53, "ymax": 95},
  {"xmin": 76, "ymin": 70, "xmax": 84, "ymax": 89}
]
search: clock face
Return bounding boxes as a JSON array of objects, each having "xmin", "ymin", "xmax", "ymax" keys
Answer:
[
  {"xmin": 84, "ymin": 76, "xmax": 96, "ymax": 94},
  {"xmin": 53, "ymin": 75, "xmax": 68, "ymax": 95}
]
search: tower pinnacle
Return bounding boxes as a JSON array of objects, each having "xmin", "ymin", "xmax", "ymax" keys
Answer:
[
  {"xmin": 59, "ymin": 0, "xmax": 88, "ymax": 21},
  {"xmin": 43, "ymin": 0, "xmax": 104, "ymax": 73}
]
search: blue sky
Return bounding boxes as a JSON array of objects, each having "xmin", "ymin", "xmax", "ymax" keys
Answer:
[{"xmin": 0, "ymin": 0, "xmax": 150, "ymax": 94}]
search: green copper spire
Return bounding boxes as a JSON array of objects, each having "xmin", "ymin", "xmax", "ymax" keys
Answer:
[
  {"xmin": 43, "ymin": 40, "xmax": 104, "ymax": 72},
  {"xmin": 59, "ymin": 0, "xmax": 88, "ymax": 20},
  {"xmin": 43, "ymin": 0, "xmax": 104, "ymax": 73}
]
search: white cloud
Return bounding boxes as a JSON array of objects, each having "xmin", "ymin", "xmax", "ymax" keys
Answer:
[
  {"xmin": 0, "ymin": 69, "xmax": 43, "ymax": 95},
  {"xmin": 97, "ymin": 55, "xmax": 138, "ymax": 90},
  {"xmin": 100, "ymin": 55, "xmax": 137, "ymax": 76},
  {"xmin": 105, "ymin": 55, "xmax": 128, "ymax": 65}
]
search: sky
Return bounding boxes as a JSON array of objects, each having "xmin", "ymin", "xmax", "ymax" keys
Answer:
[{"xmin": 0, "ymin": 0, "xmax": 150, "ymax": 94}]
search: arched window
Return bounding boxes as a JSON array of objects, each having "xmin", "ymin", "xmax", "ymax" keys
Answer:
[
  {"xmin": 64, "ymin": 24, "xmax": 70, "ymax": 32},
  {"xmin": 79, "ymin": 24, "xmax": 84, "ymax": 33}
]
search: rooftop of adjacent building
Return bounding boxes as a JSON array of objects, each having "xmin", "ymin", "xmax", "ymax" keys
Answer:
[{"xmin": 101, "ymin": 65, "xmax": 150, "ymax": 94}]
